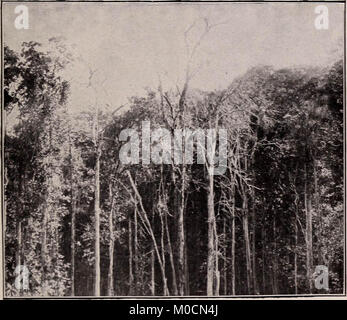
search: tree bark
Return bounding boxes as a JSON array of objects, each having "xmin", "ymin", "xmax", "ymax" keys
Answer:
[
  {"xmin": 261, "ymin": 222, "xmax": 266, "ymax": 294},
  {"xmin": 243, "ymin": 204, "xmax": 252, "ymax": 295},
  {"xmin": 16, "ymin": 220, "xmax": 22, "ymax": 296},
  {"xmin": 207, "ymin": 171, "xmax": 215, "ymax": 296},
  {"xmin": 272, "ymin": 217, "xmax": 279, "ymax": 295},
  {"xmin": 94, "ymin": 132, "xmax": 101, "ymax": 296},
  {"xmin": 251, "ymin": 188, "xmax": 259, "ymax": 294},
  {"xmin": 134, "ymin": 206, "xmax": 139, "ymax": 294},
  {"xmin": 304, "ymin": 163, "xmax": 313, "ymax": 293},
  {"xmin": 223, "ymin": 218, "xmax": 227, "ymax": 295},
  {"xmin": 231, "ymin": 183, "xmax": 236, "ymax": 295},
  {"xmin": 177, "ymin": 167, "xmax": 186, "ymax": 295},
  {"xmin": 107, "ymin": 185, "xmax": 115, "ymax": 296},
  {"xmin": 151, "ymin": 247, "xmax": 155, "ymax": 296},
  {"xmin": 165, "ymin": 211, "xmax": 178, "ymax": 295},
  {"xmin": 213, "ymin": 205, "xmax": 220, "ymax": 296},
  {"xmin": 68, "ymin": 126, "xmax": 76, "ymax": 296},
  {"xmin": 128, "ymin": 209, "xmax": 134, "ymax": 295},
  {"xmin": 71, "ymin": 190, "xmax": 76, "ymax": 296},
  {"xmin": 294, "ymin": 216, "xmax": 298, "ymax": 295},
  {"xmin": 159, "ymin": 211, "xmax": 167, "ymax": 295},
  {"xmin": 313, "ymin": 160, "xmax": 324, "ymax": 265}
]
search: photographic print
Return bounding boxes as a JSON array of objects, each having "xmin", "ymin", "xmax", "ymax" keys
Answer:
[{"xmin": 1, "ymin": 2, "xmax": 345, "ymax": 298}]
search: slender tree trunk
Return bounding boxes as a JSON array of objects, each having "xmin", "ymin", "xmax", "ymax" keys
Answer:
[
  {"xmin": 184, "ymin": 233, "xmax": 190, "ymax": 295},
  {"xmin": 107, "ymin": 185, "xmax": 115, "ymax": 296},
  {"xmin": 313, "ymin": 160, "xmax": 323, "ymax": 265},
  {"xmin": 42, "ymin": 216, "xmax": 47, "ymax": 295},
  {"xmin": 240, "ymin": 152, "xmax": 252, "ymax": 294},
  {"xmin": 16, "ymin": 174, "xmax": 24, "ymax": 296},
  {"xmin": 177, "ymin": 208, "xmax": 185, "ymax": 295},
  {"xmin": 128, "ymin": 210, "xmax": 134, "ymax": 295},
  {"xmin": 42, "ymin": 198, "xmax": 48, "ymax": 296},
  {"xmin": 213, "ymin": 207, "xmax": 220, "ymax": 296},
  {"xmin": 94, "ymin": 143, "xmax": 101, "ymax": 296},
  {"xmin": 207, "ymin": 171, "xmax": 215, "ymax": 296},
  {"xmin": 22, "ymin": 222, "xmax": 29, "ymax": 295},
  {"xmin": 223, "ymin": 218, "xmax": 227, "ymax": 295},
  {"xmin": 71, "ymin": 191, "xmax": 76, "ymax": 296},
  {"xmin": 134, "ymin": 206, "xmax": 139, "ymax": 294},
  {"xmin": 159, "ymin": 212, "xmax": 167, "ymax": 295},
  {"xmin": 69, "ymin": 129, "xmax": 76, "ymax": 296},
  {"xmin": 89, "ymin": 71, "xmax": 101, "ymax": 296},
  {"xmin": 177, "ymin": 166, "xmax": 186, "ymax": 295},
  {"xmin": 165, "ymin": 212, "xmax": 178, "ymax": 295},
  {"xmin": 42, "ymin": 129, "xmax": 51, "ymax": 296},
  {"xmin": 151, "ymin": 247, "xmax": 155, "ymax": 296},
  {"xmin": 243, "ymin": 204, "xmax": 252, "ymax": 295},
  {"xmin": 292, "ymin": 167, "xmax": 300, "ymax": 295},
  {"xmin": 294, "ymin": 216, "xmax": 298, "ymax": 295},
  {"xmin": 150, "ymin": 209, "xmax": 155, "ymax": 296},
  {"xmin": 231, "ymin": 183, "xmax": 236, "ymax": 295},
  {"xmin": 261, "ymin": 222, "xmax": 266, "ymax": 294},
  {"xmin": 16, "ymin": 220, "xmax": 22, "ymax": 296},
  {"xmin": 16, "ymin": 220, "xmax": 22, "ymax": 268},
  {"xmin": 272, "ymin": 217, "xmax": 278, "ymax": 294},
  {"xmin": 251, "ymin": 189, "xmax": 259, "ymax": 294},
  {"xmin": 304, "ymin": 163, "xmax": 313, "ymax": 293}
]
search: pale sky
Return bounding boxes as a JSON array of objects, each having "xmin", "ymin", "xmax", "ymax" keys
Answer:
[{"xmin": 3, "ymin": 2, "xmax": 344, "ymax": 114}]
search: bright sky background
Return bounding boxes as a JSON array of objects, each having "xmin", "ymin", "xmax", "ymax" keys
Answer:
[{"xmin": 3, "ymin": 2, "xmax": 344, "ymax": 114}]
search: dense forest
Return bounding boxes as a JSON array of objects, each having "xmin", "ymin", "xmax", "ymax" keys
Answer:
[{"xmin": 3, "ymin": 39, "xmax": 343, "ymax": 296}]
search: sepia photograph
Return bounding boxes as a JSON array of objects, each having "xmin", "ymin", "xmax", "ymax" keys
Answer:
[{"xmin": 1, "ymin": 2, "xmax": 345, "ymax": 298}]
